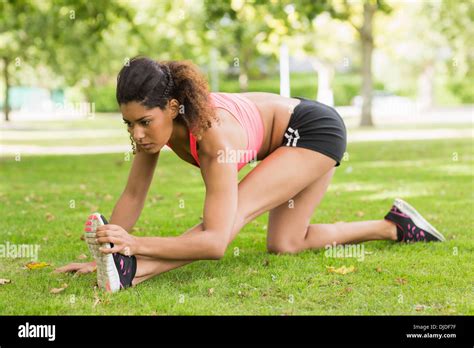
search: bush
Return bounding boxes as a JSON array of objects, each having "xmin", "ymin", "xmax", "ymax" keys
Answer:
[
  {"xmin": 448, "ymin": 79, "xmax": 474, "ymax": 104},
  {"xmin": 84, "ymin": 84, "xmax": 119, "ymax": 112},
  {"xmin": 87, "ymin": 73, "xmax": 390, "ymax": 111},
  {"xmin": 220, "ymin": 72, "xmax": 369, "ymax": 106}
]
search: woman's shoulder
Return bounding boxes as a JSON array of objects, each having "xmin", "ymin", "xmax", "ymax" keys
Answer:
[{"xmin": 196, "ymin": 108, "xmax": 244, "ymax": 156}]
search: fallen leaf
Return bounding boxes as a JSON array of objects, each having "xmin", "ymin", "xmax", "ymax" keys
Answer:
[
  {"xmin": 356, "ymin": 211, "xmax": 365, "ymax": 217},
  {"xmin": 50, "ymin": 284, "xmax": 68, "ymax": 294},
  {"xmin": 80, "ymin": 235, "xmax": 85, "ymax": 241},
  {"xmin": 326, "ymin": 265, "xmax": 356, "ymax": 275},
  {"xmin": 45, "ymin": 212, "xmax": 55, "ymax": 222},
  {"xmin": 175, "ymin": 192, "xmax": 183, "ymax": 197},
  {"xmin": 92, "ymin": 286, "xmax": 101, "ymax": 308},
  {"xmin": 93, "ymin": 298, "xmax": 101, "ymax": 308},
  {"xmin": 25, "ymin": 261, "xmax": 50, "ymax": 270},
  {"xmin": 376, "ymin": 267, "xmax": 383, "ymax": 273},
  {"xmin": 77, "ymin": 254, "xmax": 87, "ymax": 260},
  {"xmin": 150, "ymin": 195, "xmax": 164, "ymax": 203},
  {"xmin": 395, "ymin": 277, "xmax": 408, "ymax": 285},
  {"xmin": 79, "ymin": 184, "xmax": 87, "ymax": 190},
  {"xmin": 415, "ymin": 304, "xmax": 428, "ymax": 311},
  {"xmin": 104, "ymin": 194, "xmax": 113, "ymax": 201},
  {"xmin": 208, "ymin": 288, "xmax": 214, "ymax": 296},
  {"xmin": 0, "ymin": 279, "xmax": 11, "ymax": 285}
]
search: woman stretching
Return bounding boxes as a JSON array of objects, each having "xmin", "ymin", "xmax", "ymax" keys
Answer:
[{"xmin": 55, "ymin": 57, "xmax": 445, "ymax": 292}]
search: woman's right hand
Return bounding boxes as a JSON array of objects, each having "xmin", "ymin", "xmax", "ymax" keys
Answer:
[{"xmin": 54, "ymin": 261, "xmax": 97, "ymax": 275}]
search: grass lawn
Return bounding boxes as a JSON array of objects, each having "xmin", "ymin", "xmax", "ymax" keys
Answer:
[{"xmin": 0, "ymin": 138, "xmax": 472, "ymax": 315}]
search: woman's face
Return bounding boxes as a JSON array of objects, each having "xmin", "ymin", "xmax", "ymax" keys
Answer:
[{"xmin": 120, "ymin": 100, "xmax": 179, "ymax": 153}]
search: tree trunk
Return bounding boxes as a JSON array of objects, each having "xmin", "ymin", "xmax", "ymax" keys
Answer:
[
  {"xmin": 312, "ymin": 58, "xmax": 335, "ymax": 107},
  {"xmin": 239, "ymin": 65, "xmax": 249, "ymax": 92},
  {"xmin": 3, "ymin": 57, "xmax": 10, "ymax": 122},
  {"xmin": 417, "ymin": 63, "xmax": 434, "ymax": 111},
  {"xmin": 209, "ymin": 48, "xmax": 219, "ymax": 92},
  {"xmin": 238, "ymin": 47, "xmax": 250, "ymax": 92},
  {"xmin": 359, "ymin": 2, "xmax": 375, "ymax": 127}
]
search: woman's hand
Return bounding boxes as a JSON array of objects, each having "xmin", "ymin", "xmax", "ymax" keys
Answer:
[
  {"xmin": 96, "ymin": 224, "xmax": 139, "ymax": 256},
  {"xmin": 54, "ymin": 261, "xmax": 97, "ymax": 274}
]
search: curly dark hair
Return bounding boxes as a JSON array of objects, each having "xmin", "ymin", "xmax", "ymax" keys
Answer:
[{"xmin": 116, "ymin": 56, "xmax": 218, "ymax": 152}]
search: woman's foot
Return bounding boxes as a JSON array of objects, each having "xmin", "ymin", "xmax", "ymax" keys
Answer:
[
  {"xmin": 84, "ymin": 213, "xmax": 137, "ymax": 292},
  {"xmin": 384, "ymin": 198, "xmax": 446, "ymax": 243}
]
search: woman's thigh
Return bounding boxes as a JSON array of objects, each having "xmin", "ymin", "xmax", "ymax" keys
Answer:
[
  {"xmin": 230, "ymin": 146, "xmax": 336, "ymax": 243},
  {"xmin": 266, "ymin": 166, "xmax": 335, "ymax": 253}
]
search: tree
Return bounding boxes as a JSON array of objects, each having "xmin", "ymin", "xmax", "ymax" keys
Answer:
[
  {"xmin": 330, "ymin": 0, "xmax": 392, "ymax": 126},
  {"xmin": 203, "ymin": 0, "xmax": 330, "ymax": 91},
  {"xmin": 434, "ymin": 0, "xmax": 474, "ymax": 103},
  {"xmin": 281, "ymin": 11, "xmax": 357, "ymax": 105},
  {"xmin": 0, "ymin": 0, "xmax": 132, "ymax": 121}
]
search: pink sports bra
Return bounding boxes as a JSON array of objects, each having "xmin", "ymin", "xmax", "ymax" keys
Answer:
[{"xmin": 167, "ymin": 92, "xmax": 264, "ymax": 171}]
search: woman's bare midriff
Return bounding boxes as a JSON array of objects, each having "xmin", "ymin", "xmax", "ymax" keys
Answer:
[
  {"xmin": 168, "ymin": 92, "xmax": 301, "ymax": 166},
  {"xmin": 240, "ymin": 92, "xmax": 301, "ymax": 160}
]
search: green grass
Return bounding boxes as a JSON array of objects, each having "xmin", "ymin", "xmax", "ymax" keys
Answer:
[
  {"xmin": 0, "ymin": 138, "xmax": 473, "ymax": 315},
  {"xmin": 2, "ymin": 116, "xmax": 472, "ymax": 150}
]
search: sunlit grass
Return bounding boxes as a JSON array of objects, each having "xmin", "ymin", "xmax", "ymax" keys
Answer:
[{"xmin": 0, "ymin": 138, "xmax": 472, "ymax": 315}]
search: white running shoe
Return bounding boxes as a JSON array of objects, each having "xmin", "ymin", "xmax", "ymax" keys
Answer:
[
  {"xmin": 84, "ymin": 213, "xmax": 121, "ymax": 292},
  {"xmin": 384, "ymin": 198, "xmax": 446, "ymax": 242}
]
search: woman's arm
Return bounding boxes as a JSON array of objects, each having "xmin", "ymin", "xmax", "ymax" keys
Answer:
[
  {"xmin": 108, "ymin": 193, "xmax": 147, "ymax": 233},
  {"xmin": 134, "ymin": 149, "xmax": 238, "ymax": 260},
  {"xmin": 99, "ymin": 127, "xmax": 239, "ymax": 260},
  {"xmin": 110, "ymin": 149, "xmax": 159, "ymax": 232},
  {"xmin": 55, "ymin": 149, "xmax": 159, "ymax": 274}
]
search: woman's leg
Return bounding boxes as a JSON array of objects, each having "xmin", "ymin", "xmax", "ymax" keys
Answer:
[
  {"xmin": 267, "ymin": 163, "xmax": 397, "ymax": 254},
  {"xmin": 132, "ymin": 222, "xmax": 230, "ymax": 285},
  {"xmin": 133, "ymin": 146, "xmax": 341, "ymax": 285}
]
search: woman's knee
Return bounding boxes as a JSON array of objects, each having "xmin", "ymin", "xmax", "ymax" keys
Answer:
[{"xmin": 266, "ymin": 241, "xmax": 301, "ymax": 255}]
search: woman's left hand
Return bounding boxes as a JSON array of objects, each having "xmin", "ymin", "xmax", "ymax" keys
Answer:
[{"xmin": 95, "ymin": 224, "xmax": 139, "ymax": 256}]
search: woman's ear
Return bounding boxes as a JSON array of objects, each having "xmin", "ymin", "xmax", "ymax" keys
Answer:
[{"xmin": 168, "ymin": 99, "xmax": 180, "ymax": 120}]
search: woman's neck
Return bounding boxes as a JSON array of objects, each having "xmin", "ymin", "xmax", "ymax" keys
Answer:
[{"xmin": 169, "ymin": 119, "xmax": 189, "ymax": 147}]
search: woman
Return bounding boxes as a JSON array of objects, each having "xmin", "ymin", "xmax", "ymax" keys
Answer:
[{"xmin": 55, "ymin": 57, "xmax": 445, "ymax": 292}]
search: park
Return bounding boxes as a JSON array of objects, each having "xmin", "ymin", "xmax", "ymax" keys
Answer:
[{"xmin": 0, "ymin": 0, "xmax": 472, "ymax": 323}]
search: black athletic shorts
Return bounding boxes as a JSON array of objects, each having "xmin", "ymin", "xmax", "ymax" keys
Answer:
[{"xmin": 281, "ymin": 97, "xmax": 347, "ymax": 167}]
